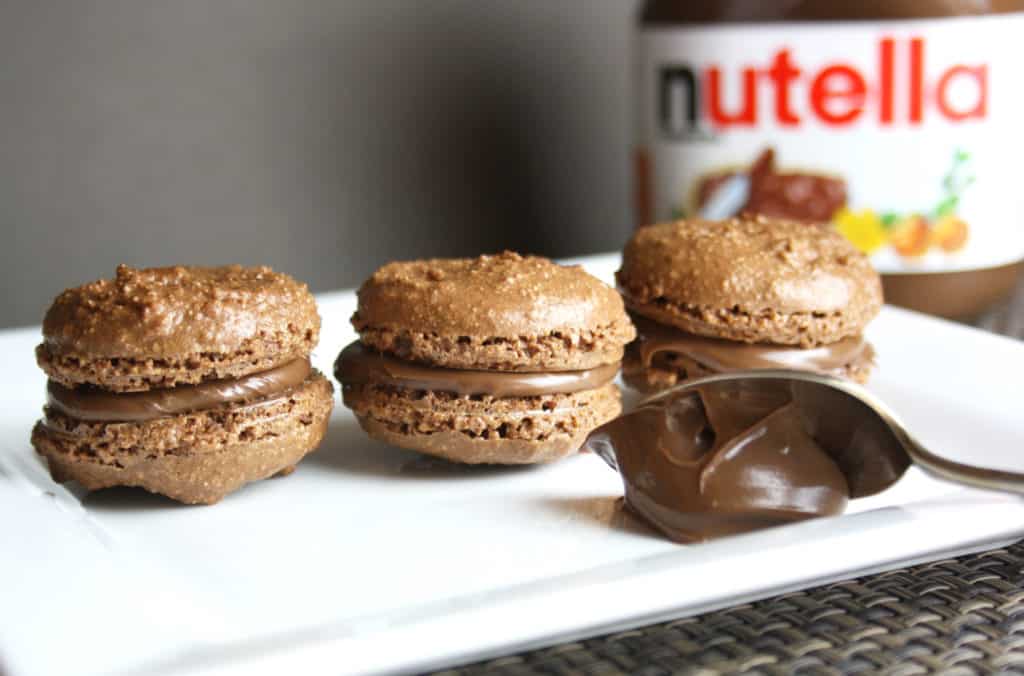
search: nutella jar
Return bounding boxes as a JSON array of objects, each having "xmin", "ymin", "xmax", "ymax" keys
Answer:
[{"xmin": 634, "ymin": 1, "xmax": 1024, "ymax": 318}]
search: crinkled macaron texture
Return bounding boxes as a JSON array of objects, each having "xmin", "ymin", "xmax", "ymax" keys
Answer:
[
  {"xmin": 353, "ymin": 251, "xmax": 636, "ymax": 371},
  {"xmin": 38, "ymin": 264, "xmax": 320, "ymax": 392},
  {"xmin": 342, "ymin": 252, "xmax": 633, "ymax": 464},
  {"xmin": 617, "ymin": 217, "xmax": 883, "ymax": 347},
  {"xmin": 32, "ymin": 264, "xmax": 333, "ymax": 504}
]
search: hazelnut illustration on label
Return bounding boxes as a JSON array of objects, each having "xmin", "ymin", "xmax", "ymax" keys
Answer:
[{"xmin": 686, "ymin": 146, "xmax": 974, "ymax": 262}]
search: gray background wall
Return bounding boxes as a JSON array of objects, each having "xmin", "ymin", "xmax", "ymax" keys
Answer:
[{"xmin": 0, "ymin": 0, "xmax": 637, "ymax": 328}]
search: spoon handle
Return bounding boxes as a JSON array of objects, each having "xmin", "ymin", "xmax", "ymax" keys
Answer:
[{"xmin": 907, "ymin": 438, "xmax": 1024, "ymax": 496}]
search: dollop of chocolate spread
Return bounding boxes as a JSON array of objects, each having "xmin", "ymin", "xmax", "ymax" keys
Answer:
[
  {"xmin": 335, "ymin": 341, "xmax": 619, "ymax": 397},
  {"xmin": 633, "ymin": 316, "xmax": 872, "ymax": 374},
  {"xmin": 47, "ymin": 358, "xmax": 311, "ymax": 422},
  {"xmin": 584, "ymin": 377, "xmax": 910, "ymax": 543}
]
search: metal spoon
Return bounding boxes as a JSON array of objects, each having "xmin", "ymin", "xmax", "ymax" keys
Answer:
[{"xmin": 634, "ymin": 369, "xmax": 1024, "ymax": 496}]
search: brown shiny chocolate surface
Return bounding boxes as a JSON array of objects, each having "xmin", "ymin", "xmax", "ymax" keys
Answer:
[
  {"xmin": 640, "ymin": 0, "xmax": 1024, "ymax": 24},
  {"xmin": 633, "ymin": 316, "xmax": 872, "ymax": 374},
  {"xmin": 335, "ymin": 341, "xmax": 620, "ymax": 397},
  {"xmin": 47, "ymin": 358, "xmax": 312, "ymax": 422},
  {"xmin": 882, "ymin": 263, "xmax": 1024, "ymax": 319},
  {"xmin": 584, "ymin": 377, "xmax": 910, "ymax": 543}
]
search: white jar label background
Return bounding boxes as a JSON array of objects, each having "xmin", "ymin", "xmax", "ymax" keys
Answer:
[{"xmin": 634, "ymin": 15, "xmax": 1024, "ymax": 273}]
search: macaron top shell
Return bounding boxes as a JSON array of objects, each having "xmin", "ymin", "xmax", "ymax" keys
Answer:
[
  {"xmin": 43, "ymin": 264, "xmax": 319, "ymax": 358},
  {"xmin": 353, "ymin": 252, "xmax": 636, "ymax": 371},
  {"xmin": 617, "ymin": 217, "xmax": 883, "ymax": 346},
  {"xmin": 39, "ymin": 264, "xmax": 320, "ymax": 390}
]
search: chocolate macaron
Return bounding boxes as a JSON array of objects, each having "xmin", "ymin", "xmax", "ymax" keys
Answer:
[
  {"xmin": 32, "ymin": 264, "xmax": 334, "ymax": 504},
  {"xmin": 336, "ymin": 252, "xmax": 636, "ymax": 464},
  {"xmin": 617, "ymin": 216, "xmax": 882, "ymax": 392}
]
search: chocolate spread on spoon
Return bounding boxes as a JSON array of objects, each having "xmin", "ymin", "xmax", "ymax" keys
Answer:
[{"xmin": 584, "ymin": 376, "xmax": 909, "ymax": 543}]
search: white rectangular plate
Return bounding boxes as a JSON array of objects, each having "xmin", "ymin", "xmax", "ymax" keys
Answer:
[{"xmin": 3, "ymin": 254, "xmax": 1024, "ymax": 676}]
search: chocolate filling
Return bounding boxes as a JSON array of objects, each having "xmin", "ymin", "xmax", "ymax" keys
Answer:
[
  {"xmin": 584, "ymin": 377, "xmax": 909, "ymax": 543},
  {"xmin": 47, "ymin": 358, "xmax": 312, "ymax": 422},
  {"xmin": 632, "ymin": 316, "xmax": 872, "ymax": 374},
  {"xmin": 335, "ymin": 341, "xmax": 619, "ymax": 398}
]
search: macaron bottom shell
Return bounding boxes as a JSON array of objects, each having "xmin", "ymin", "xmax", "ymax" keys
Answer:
[
  {"xmin": 342, "ymin": 382, "xmax": 622, "ymax": 465},
  {"xmin": 31, "ymin": 372, "xmax": 334, "ymax": 504}
]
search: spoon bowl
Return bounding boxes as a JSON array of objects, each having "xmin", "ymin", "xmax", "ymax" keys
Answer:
[
  {"xmin": 635, "ymin": 369, "xmax": 1024, "ymax": 496},
  {"xmin": 584, "ymin": 369, "xmax": 1024, "ymax": 543}
]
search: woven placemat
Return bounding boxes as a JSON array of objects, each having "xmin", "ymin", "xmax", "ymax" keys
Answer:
[
  {"xmin": 438, "ymin": 542, "xmax": 1024, "ymax": 675},
  {"xmin": 441, "ymin": 278, "xmax": 1024, "ymax": 676}
]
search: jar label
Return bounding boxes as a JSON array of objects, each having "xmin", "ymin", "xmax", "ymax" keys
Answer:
[{"xmin": 635, "ymin": 16, "xmax": 1024, "ymax": 273}]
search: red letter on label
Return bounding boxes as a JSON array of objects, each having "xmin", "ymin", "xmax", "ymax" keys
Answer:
[
  {"xmin": 767, "ymin": 49, "xmax": 801, "ymax": 126},
  {"xmin": 909, "ymin": 37, "xmax": 924, "ymax": 124},
  {"xmin": 937, "ymin": 65, "xmax": 987, "ymax": 121},
  {"xmin": 809, "ymin": 64, "xmax": 867, "ymax": 126},
  {"xmin": 706, "ymin": 66, "xmax": 757, "ymax": 127},
  {"xmin": 879, "ymin": 38, "xmax": 895, "ymax": 124}
]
